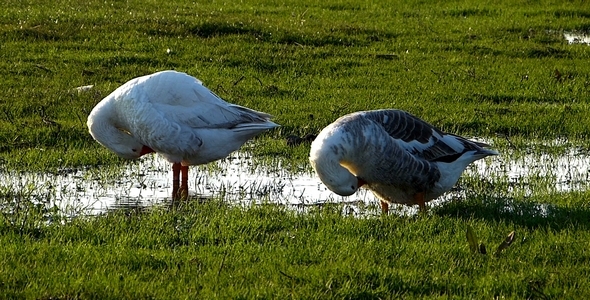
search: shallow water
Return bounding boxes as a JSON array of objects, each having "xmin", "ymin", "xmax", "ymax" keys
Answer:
[
  {"xmin": 564, "ymin": 32, "xmax": 590, "ymax": 45},
  {"xmin": 1, "ymin": 146, "xmax": 589, "ymax": 216}
]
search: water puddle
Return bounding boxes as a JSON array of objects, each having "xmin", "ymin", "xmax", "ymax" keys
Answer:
[
  {"xmin": 563, "ymin": 32, "xmax": 590, "ymax": 45},
  {"xmin": 2, "ymin": 144, "xmax": 590, "ymax": 217}
]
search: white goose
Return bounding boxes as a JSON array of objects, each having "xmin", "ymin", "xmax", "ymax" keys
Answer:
[
  {"xmin": 87, "ymin": 70, "xmax": 279, "ymax": 199},
  {"xmin": 309, "ymin": 109, "xmax": 498, "ymax": 213}
]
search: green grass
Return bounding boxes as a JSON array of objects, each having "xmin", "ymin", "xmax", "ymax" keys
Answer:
[
  {"xmin": 1, "ymin": 0, "xmax": 590, "ymax": 169},
  {"xmin": 1, "ymin": 198, "xmax": 589, "ymax": 299},
  {"xmin": 2, "ymin": 0, "xmax": 590, "ymax": 298}
]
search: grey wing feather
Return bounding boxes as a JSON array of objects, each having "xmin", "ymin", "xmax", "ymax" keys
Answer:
[
  {"xmin": 375, "ymin": 143, "xmax": 441, "ymax": 190},
  {"xmin": 362, "ymin": 109, "xmax": 491, "ymax": 163},
  {"xmin": 364, "ymin": 109, "xmax": 441, "ymax": 143},
  {"xmin": 341, "ymin": 112, "xmax": 441, "ymax": 190}
]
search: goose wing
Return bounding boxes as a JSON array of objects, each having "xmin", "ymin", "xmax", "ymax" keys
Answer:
[
  {"xmin": 361, "ymin": 109, "xmax": 488, "ymax": 163},
  {"xmin": 330, "ymin": 111, "xmax": 439, "ymax": 192},
  {"xmin": 365, "ymin": 131, "xmax": 441, "ymax": 192},
  {"xmin": 116, "ymin": 71, "xmax": 273, "ymax": 155}
]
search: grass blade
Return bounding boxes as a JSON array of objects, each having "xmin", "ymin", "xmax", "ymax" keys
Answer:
[
  {"xmin": 495, "ymin": 231, "xmax": 516, "ymax": 256},
  {"xmin": 466, "ymin": 225, "xmax": 479, "ymax": 253}
]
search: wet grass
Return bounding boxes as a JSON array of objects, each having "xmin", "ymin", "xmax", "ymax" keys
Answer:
[
  {"xmin": 1, "ymin": 197, "xmax": 589, "ymax": 299},
  {"xmin": 2, "ymin": 152, "xmax": 590, "ymax": 298},
  {"xmin": 2, "ymin": 0, "xmax": 590, "ymax": 298},
  {"xmin": 1, "ymin": 0, "xmax": 590, "ymax": 169}
]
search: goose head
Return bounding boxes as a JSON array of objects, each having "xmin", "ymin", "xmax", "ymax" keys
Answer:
[
  {"xmin": 87, "ymin": 102, "xmax": 154, "ymax": 160},
  {"xmin": 105, "ymin": 134, "xmax": 154, "ymax": 160},
  {"xmin": 309, "ymin": 123, "xmax": 367, "ymax": 196},
  {"xmin": 310, "ymin": 156, "xmax": 365, "ymax": 196},
  {"xmin": 91, "ymin": 126, "xmax": 154, "ymax": 160}
]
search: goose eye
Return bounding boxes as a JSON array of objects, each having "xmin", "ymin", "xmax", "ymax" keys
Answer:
[{"xmin": 132, "ymin": 148, "xmax": 137, "ymax": 152}]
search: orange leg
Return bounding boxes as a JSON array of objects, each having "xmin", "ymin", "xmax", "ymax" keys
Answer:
[
  {"xmin": 172, "ymin": 163, "xmax": 181, "ymax": 200},
  {"xmin": 380, "ymin": 200, "xmax": 389, "ymax": 215},
  {"xmin": 179, "ymin": 165, "xmax": 189, "ymax": 199},
  {"xmin": 414, "ymin": 192, "xmax": 426, "ymax": 212}
]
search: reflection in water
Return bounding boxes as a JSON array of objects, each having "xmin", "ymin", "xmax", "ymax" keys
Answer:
[
  {"xmin": 1, "ymin": 148, "xmax": 590, "ymax": 216},
  {"xmin": 564, "ymin": 32, "xmax": 590, "ymax": 45}
]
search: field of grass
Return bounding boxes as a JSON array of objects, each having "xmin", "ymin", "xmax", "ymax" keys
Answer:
[
  {"xmin": 1, "ymin": 0, "xmax": 590, "ymax": 298},
  {"xmin": 2, "ymin": 0, "xmax": 590, "ymax": 169},
  {"xmin": 2, "ymin": 197, "xmax": 590, "ymax": 299}
]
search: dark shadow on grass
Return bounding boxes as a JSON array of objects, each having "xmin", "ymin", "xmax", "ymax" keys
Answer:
[
  {"xmin": 444, "ymin": 8, "xmax": 499, "ymax": 17},
  {"xmin": 553, "ymin": 9, "xmax": 590, "ymax": 19},
  {"xmin": 189, "ymin": 22, "xmax": 264, "ymax": 38},
  {"xmin": 165, "ymin": 21, "xmax": 397, "ymax": 47},
  {"xmin": 5, "ymin": 25, "xmax": 81, "ymax": 42},
  {"xmin": 524, "ymin": 47, "xmax": 569, "ymax": 58},
  {"xmin": 472, "ymin": 93, "xmax": 550, "ymax": 104},
  {"xmin": 323, "ymin": 3, "xmax": 362, "ymax": 11},
  {"xmin": 434, "ymin": 196, "xmax": 590, "ymax": 230}
]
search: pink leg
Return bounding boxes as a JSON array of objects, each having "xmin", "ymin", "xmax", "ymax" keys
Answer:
[
  {"xmin": 414, "ymin": 192, "xmax": 426, "ymax": 212},
  {"xmin": 172, "ymin": 163, "xmax": 181, "ymax": 200},
  {"xmin": 380, "ymin": 200, "xmax": 389, "ymax": 215},
  {"xmin": 179, "ymin": 165, "xmax": 189, "ymax": 199}
]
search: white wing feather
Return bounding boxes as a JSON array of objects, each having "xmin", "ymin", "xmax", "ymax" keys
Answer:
[{"xmin": 111, "ymin": 70, "xmax": 274, "ymax": 157}]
